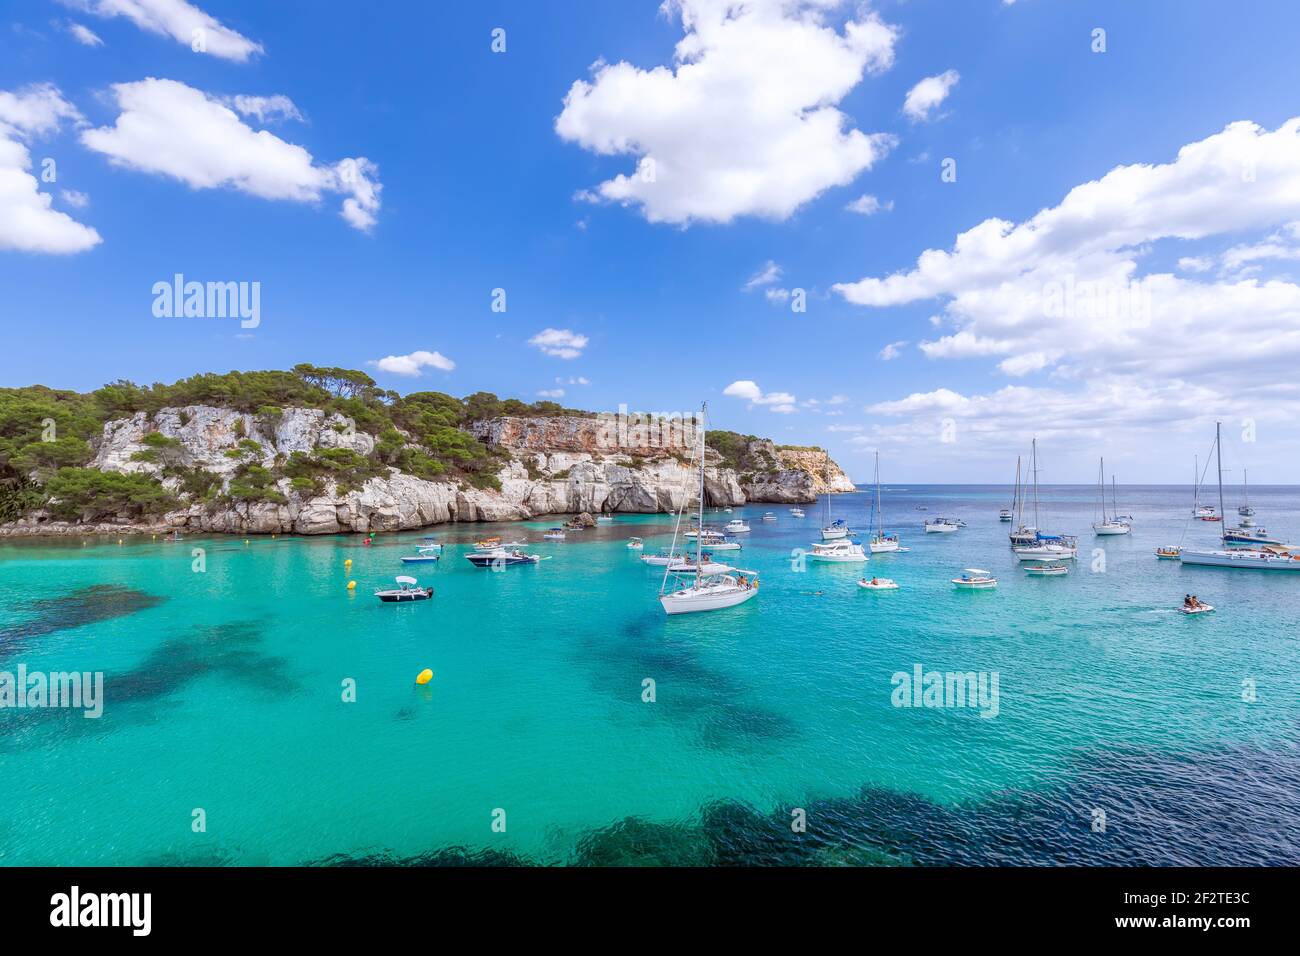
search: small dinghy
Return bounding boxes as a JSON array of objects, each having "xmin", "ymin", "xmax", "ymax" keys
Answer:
[
  {"xmin": 1155, "ymin": 546, "xmax": 1181, "ymax": 560},
  {"xmin": 1024, "ymin": 563, "xmax": 1069, "ymax": 576},
  {"xmin": 401, "ymin": 545, "xmax": 442, "ymax": 564},
  {"xmin": 375, "ymin": 575, "xmax": 433, "ymax": 602},
  {"xmin": 1180, "ymin": 602, "xmax": 1215, "ymax": 615},
  {"xmin": 474, "ymin": 536, "xmax": 502, "ymax": 550},
  {"xmin": 858, "ymin": 577, "xmax": 899, "ymax": 590},
  {"xmin": 627, "ymin": 537, "xmax": 644, "ymax": 550}
]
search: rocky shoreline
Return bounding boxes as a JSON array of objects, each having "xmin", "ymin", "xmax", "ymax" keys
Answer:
[{"xmin": 1, "ymin": 405, "xmax": 856, "ymax": 538}]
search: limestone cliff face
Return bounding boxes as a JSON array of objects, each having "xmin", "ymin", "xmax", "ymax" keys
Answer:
[
  {"xmin": 775, "ymin": 446, "xmax": 856, "ymax": 494},
  {"xmin": 6, "ymin": 407, "xmax": 848, "ymax": 536}
]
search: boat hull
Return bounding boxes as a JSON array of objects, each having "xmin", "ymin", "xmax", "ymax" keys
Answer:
[
  {"xmin": 660, "ymin": 582, "xmax": 759, "ymax": 614},
  {"xmin": 1180, "ymin": 549, "xmax": 1300, "ymax": 570}
]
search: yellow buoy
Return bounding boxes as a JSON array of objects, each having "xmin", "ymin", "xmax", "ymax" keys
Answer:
[
  {"xmin": 415, "ymin": 668, "xmax": 434, "ymax": 685},
  {"xmin": 347, "ymin": 580, "xmax": 356, "ymax": 590},
  {"xmin": 344, "ymin": 558, "xmax": 352, "ymax": 566}
]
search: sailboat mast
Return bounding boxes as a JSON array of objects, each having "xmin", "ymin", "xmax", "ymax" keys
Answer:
[
  {"xmin": 1098, "ymin": 457, "xmax": 1106, "ymax": 522},
  {"xmin": 1031, "ymin": 439, "xmax": 1040, "ymax": 528},
  {"xmin": 1214, "ymin": 420, "xmax": 1225, "ymax": 542},
  {"xmin": 696, "ymin": 403, "xmax": 706, "ymax": 578},
  {"xmin": 875, "ymin": 450, "xmax": 883, "ymax": 536},
  {"xmin": 1014, "ymin": 456, "xmax": 1022, "ymax": 524}
]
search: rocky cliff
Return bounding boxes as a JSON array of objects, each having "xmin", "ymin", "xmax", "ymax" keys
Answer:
[{"xmin": 3, "ymin": 406, "xmax": 851, "ymax": 536}]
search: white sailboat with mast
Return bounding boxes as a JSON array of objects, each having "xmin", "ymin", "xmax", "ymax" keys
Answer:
[
  {"xmin": 1092, "ymin": 458, "xmax": 1130, "ymax": 535},
  {"xmin": 1011, "ymin": 439, "xmax": 1078, "ymax": 560},
  {"xmin": 868, "ymin": 450, "xmax": 900, "ymax": 553},
  {"xmin": 658, "ymin": 403, "xmax": 761, "ymax": 614},
  {"xmin": 1182, "ymin": 421, "xmax": 1300, "ymax": 570}
]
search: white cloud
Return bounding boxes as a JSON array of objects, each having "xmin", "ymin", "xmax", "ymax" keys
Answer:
[
  {"xmin": 529, "ymin": 327, "xmax": 589, "ymax": 359},
  {"xmin": 66, "ymin": 21, "xmax": 104, "ymax": 46},
  {"xmin": 723, "ymin": 379, "xmax": 797, "ymax": 412},
  {"xmin": 558, "ymin": 375, "xmax": 590, "ymax": 385},
  {"xmin": 833, "ymin": 115, "xmax": 1300, "ymax": 471},
  {"xmin": 764, "ymin": 287, "xmax": 791, "ymax": 303},
  {"xmin": 80, "ymin": 79, "xmax": 381, "ymax": 232},
  {"xmin": 555, "ymin": 0, "xmax": 899, "ymax": 224},
  {"xmin": 227, "ymin": 94, "xmax": 303, "ymax": 125},
  {"xmin": 537, "ymin": 388, "xmax": 566, "ymax": 398},
  {"xmin": 368, "ymin": 350, "xmax": 456, "ymax": 376},
  {"xmin": 743, "ymin": 259, "xmax": 782, "ymax": 290},
  {"xmin": 878, "ymin": 340, "xmax": 907, "ymax": 360},
  {"xmin": 60, "ymin": 188, "xmax": 90, "ymax": 208},
  {"xmin": 846, "ymin": 193, "xmax": 892, "ymax": 215},
  {"xmin": 902, "ymin": 69, "xmax": 959, "ymax": 122},
  {"xmin": 0, "ymin": 84, "xmax": 101, "ymax": 255},
  {"xmin": 826, "ymin": 423, "xmax": 862, "ymax": 432},
  {"xmin": 65, "ymin": 0, "xmax": 262, "ymax": 62}
]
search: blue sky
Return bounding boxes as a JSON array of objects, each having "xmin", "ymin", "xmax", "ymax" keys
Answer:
[{"xmin": 3, "ymin": 0, "xmax": 1300, "ymax": 482}]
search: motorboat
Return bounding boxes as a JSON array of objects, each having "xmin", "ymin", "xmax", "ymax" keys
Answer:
[
  {"xmin": 1222, "ymin": 526, "xmax": 1283, "ymax": 546},
  {"xmin": 657, "ymin": 403, "xmax": 759, "ymax": 615},
  {"xmin": 858, "ymin": 577, "xmax": 899, "ymax": 590},
  {"xmin": 400, "ymin": 546, "xmax": 442, "ymax": 564},
  {"xmin": 790, "ymin": 508, "xmax": 805, "ymax": 518},
  {"xmin": 474, "ymin": 535, "xmax": 501, "ymax": 550},
  {"xmin": 1013, "ymin": 534, "xmax": 1078, "ymax": 561},
  {"xmin": 1024, "ymin": 563, "xmax": 1069, "ymax": 576},
  {"xmin": 923, "ymin": 517, "xmax": 962, "ymax": 533},
  {"xmin": 641, "ymin": 550, "xmax": 685, "ymax": 567},
  {"xmin": 999, "ymin": 508, "xmax": 1013, "ymax": 522},
  {"xmin": 952, "ymin": 569, "xmax": 997, "ymax": 589},
  {"xmin": 626, "ymin": 537, "xmax": 644, "ymax": 550},
  {"xmin": 465, "ymin": 547, "xmax": 541, "ymax": 568},
  {"xmin": 807, "ymin": 539, "xmax": 867, "ymax": 563},
  {"xmin": 761, "ymin": 512, "xmax": 777, "ymax": 522},
  {"xmin": 1155, "ymin": 546, "xmax": 1181, "ymax": 559},
  {"xmin": 724, "ymin": 518, "xmax": 751, "ymax": 534},
  {"xmin": 543, "ymin": 528, "xmax": 566, "ymax": 541},
  {"xmin": 596, "ymin": 515, "xmax": 613, "ymax": 523},
  {"xmin": 375, "ymin": 575, "xmax": 433, "ymax": 602}
]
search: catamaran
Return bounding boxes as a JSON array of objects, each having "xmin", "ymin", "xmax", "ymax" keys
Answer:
[
  {"xmin": 1012, "ymin": 439, "xmax": 1077, "ymax": 560},
  {"xmin": 1092, "ymin": 458, "xmax": 1130, "ymax": 535},
  {"xmin": 868, "ymin": 451, "xmax": 901, "ymax": 553},
  {"xmin": 658, "ymin": 404, "xmax": 760, "ymax": 615},
  {"xmin": 1182, "ymin": 422, "xmax": 1300, "ymax": 571}
]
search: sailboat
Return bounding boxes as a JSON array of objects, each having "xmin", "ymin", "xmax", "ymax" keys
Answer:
[
  {"xmin": 1092, "ymin": 458, "xmax": 1130, "ymax": 535},
  {"xmin": 868, "ymin": 451, "xmax": 900, "ymax": 553},
  {"xmin": 1237, "ymin": 469, "xmax": 1256, "ymax": 524},
  {"xmin": 1192, "ymin": 455, "xmax": 1217, "ymax": 519},
  {"xmin": 659, "ymin": 404, "xmax": 761, "ymax": 614},
  {"xmin": 1008, "ymin": 456, "xmax": 1038, "ymax": 547},
  {"xmin": 1182, "ymin": 422, "xmax": 1300, "ymax": 570},
  {"xmin": 1011, "ymin": 439, "xmax": 1077, "ymax": 560},
  {"xmin": 820, "ymin": 488, "xmax": 851, "ymax": 539}
]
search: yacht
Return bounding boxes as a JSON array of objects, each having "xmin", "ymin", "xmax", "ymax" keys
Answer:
[
  {"xmin": 657, "ymin": 403, "xmax": 760, "ymax": 615},
  {"xmin": 923, "ymin": 517, "xmax": 962, "ymax": 533},
  {"xmin": 465, "ymin": 547, "xmax": 541, "ymax": 568},
  {"xmin": 1181, "ymin": 422, "xmax": 1300, "ymax": 571},
  {"xmin": 761, "ymin": 512, "xmax": 777, "ymax": 522},
  {"xmin": 724, "ymin": 518, "xmax": 751, "ymax": 534},
  {"xmin": 1011, "ymin": 440, "xmax": 1077, "ymax": 559},
  {"xmin": 1092, "ymin": 458, "xmax": 1131, "ymax": 535},
  {"xmin": 807, "ymin": 539, "xmax": 867, "ymax": 563},
  {"xmin": 867, "ymin": 451, "xmax": 901, "ymax": 553}
]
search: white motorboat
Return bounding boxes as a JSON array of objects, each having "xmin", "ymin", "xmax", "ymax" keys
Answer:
[
  {"xmin": 807, "ymin": 539, "xmax": 867, "ymax": 563},
  {"xmin": 641, "ymin": 550, "xmax": 685, "ymax": 566},
  {"xmin": 761, "ymin": 512, "xmax": 777, "ymax": 522},
  {"xmin": 858, "ymin": 577, "xmax": 899, "ymax": 590},
  {"xmin": 703, "ymin": 539, "xmax": 742, "ymax": 551},
  {"xmin": 543, "ymin": 528, "xmax": 566, "ymax": 541},
  {"xmin": 952, "ymin": 569, "xmax": 997, "ymax": 589},
  {"xmin": 626, "ymin": 537, "xmax": 644, "ymax": 550},
  {"xmin": 790, "ymin": 508, "xmax": 805, "ymax": 518},
  {"xmin": 465, "ymin": 547, "xmax": 540, "ymax": 568},
  {"xmin": 657, "ymin": 403, "xmax": 760, "ymax": 615},
  {"xmin": 375, "ymin": 575, "xmax": 433, "ymax": 602},
  {"xmin": 724, "ymin": 518, "xmax": 751, "ymax": 534},
  {"xmin": 924, "ymin": 517, "xmax": 962, "ymax": 533},
  {"xmin": 999, "ymin": 508, "xmax": 1013, "ymax": 522},
  {"xmin": 1024, "ymin": 563, "xmax": 1069, "ymax": 576},
  {"xmin": 400, "ymin": 545, "xmax": 442, "ymax": 564},
  {"xmin": 596, "ymin": 515, "xmax": 613, "ymax": 523}
]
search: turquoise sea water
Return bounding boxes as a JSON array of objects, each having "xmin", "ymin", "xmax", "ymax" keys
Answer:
[{"xmin": 2, "ymin": 485, "xmax": 1299, "ymax": 866}]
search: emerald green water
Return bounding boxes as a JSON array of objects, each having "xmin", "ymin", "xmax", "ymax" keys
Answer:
[{"xmin": 3, "ymin": 487, "xmax": 1299, "ymax": 865}]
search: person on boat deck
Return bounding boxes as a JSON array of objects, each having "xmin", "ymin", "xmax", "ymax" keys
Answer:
[{"xmin": 871, "ymin": 577, "xmax": 879, "ymax": 585}]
